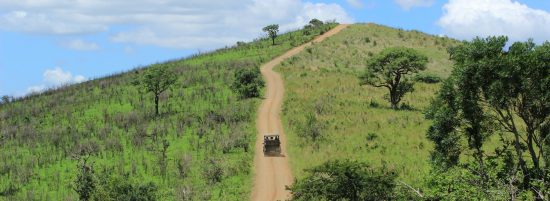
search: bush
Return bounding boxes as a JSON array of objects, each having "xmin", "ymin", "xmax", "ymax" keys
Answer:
[
  {"xmin": 100, "ymin": 177, "xmax": 157, "ymax": 201},
  {"xmin": 414, "ymin": 73, "xmax": 442, "ymax": 83},
  {"xmin": 298, "ymin": 112, "xmax": 324, "ymax": 142},
  {"xmin": 231, "ymin": 67, "xmax": 264, "ymax": 99},
  {"xmin": 289, "ymin": 160, "xmax": 397, "ymax": 201}
]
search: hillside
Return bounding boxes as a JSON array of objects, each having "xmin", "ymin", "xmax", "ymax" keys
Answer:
[
  {"xmin": 277, "ymin": 23, "xmax": 461, "ymax": 185},
  {"xmin": 0, "ymin": 23, "xmax": 336, "ymax": 200}
]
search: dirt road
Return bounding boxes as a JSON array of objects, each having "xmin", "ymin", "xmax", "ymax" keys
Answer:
[{"xmin": 251, "ymin": 24, "xmax": 348, "ymax": 201}]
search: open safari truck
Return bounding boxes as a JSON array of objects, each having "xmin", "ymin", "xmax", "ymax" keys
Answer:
[{"xmin": 263, "ymin": 134, "xmax": 281, "ymax": 155}]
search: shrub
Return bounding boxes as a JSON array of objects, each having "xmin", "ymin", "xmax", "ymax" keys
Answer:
[
  {"xmin": 231, "ymin": 67, "xmax": 264, "ymax": 99},
  {"xmin": 74, "ymin": 159, "xmax": 96, "ymax": 201},
  {"xmin": 289, "ymin": 160, "xmax": 397, "ymax": 201},
  {"xmin": 203, "ymin": 159, "xmax": 224, "ymax": 185},
  {"xmin": 298, "ymin": 112, "xmax": 324, "ymax": 142},
  {"xmin": 414, "ymin": 73, "xmax": 442, "ymax": 83}
]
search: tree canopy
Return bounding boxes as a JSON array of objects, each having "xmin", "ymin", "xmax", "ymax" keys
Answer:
[
  {"xmin": 426, "ymin": 36, "xmax": 550, "ymax": 199},
  {"xmin": 137, "ymin": 66, "xmax": 177, "ymax": 116},
  {"xmin": 262, "ymin": 24, "xmax": 279, "ymax": 45},
  {"xmin": 289, "ymin": 160, "xmax": 397, "ymax": 201},
  {"xmin": 359, "ymin": 47, "xmax": 428, "ymax": 109}
]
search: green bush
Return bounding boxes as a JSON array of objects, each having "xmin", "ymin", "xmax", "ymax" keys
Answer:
[
  {"xmin": 414, "ymin": 73, "xmax": 442, "ymax": 83},
  {"xmin": 231, "ymin": 67, "xmax": 264, "ymax": 99},
  {"xmin": 289, "ymin": 160, "xmax": 397, "ymax": 201}
]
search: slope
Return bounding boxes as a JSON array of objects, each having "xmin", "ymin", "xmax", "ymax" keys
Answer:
[
  {"xmin": 251, "ymin": 24, "xmax": 348, "ymax": 201},
  {"xmin": 276, "ymin": 23, "xmax": 461, "ymax": 186},
  {"xmin": 0, "ymin": 24, "xmax": 336, "ymax": 200}
]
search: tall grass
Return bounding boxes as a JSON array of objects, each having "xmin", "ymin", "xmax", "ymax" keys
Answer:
[
  {"xmin": 0, "ymin": 23, "xmax": 336, "ymax": 200},
  {"xmin": 278, "ymin": 23, "xmax": 461, "ymax": 185}
]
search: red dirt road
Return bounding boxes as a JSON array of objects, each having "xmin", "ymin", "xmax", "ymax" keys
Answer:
[{"xmin": 251, "ymin": 24, "xmax": 348, "ymax": 201}]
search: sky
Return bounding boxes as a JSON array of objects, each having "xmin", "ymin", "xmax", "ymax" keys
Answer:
[{"xmin": 1, "ymin": 0, "xmax": 549, "ymax": 97}]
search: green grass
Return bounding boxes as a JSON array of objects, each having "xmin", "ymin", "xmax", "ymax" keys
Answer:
[
  {"xmin": 0, "ymin": 23, "xmax": 337, "ymax": 200},
  {"xmin": 278, "ymin": 23, "xmax": 462, "ymax": 185}
]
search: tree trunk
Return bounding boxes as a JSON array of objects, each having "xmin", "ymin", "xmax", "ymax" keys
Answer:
[
  {"xmin": 272, "ymin": 37, "xmax": 275, "ymax": 45},
  {"xmin": 155, "ymin": 94, "xmax": 159, "ymax": 115},
  {"xmin": 390, "ymin": 88, "xmax": 398, "ymax": 110}
]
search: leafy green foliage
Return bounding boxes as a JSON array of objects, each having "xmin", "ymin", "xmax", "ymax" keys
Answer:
[
  {"xmin": 135, "ymin": 66, "xmax": 177, "ymax": 115},
  {"xmin": 231, "ymin": 67, "xmax": 264, "ymax": 99},
  {"xmin": 427, "ymin": 36, "xmax": 550, "ymax": 197},
  {"xmin": 308, "ymin": 19, "xmax": 324, "ymax": 28},
  {"xmin": 414, "ymin": 73, "xmax": 442, "ymax": 83},
  {"xmin": 262, "ymin": 24, "xmax": 279, "ymax": 45},
  {"xmin": 98, "ymin": 176, "xmax": 157, "ymax": 201},
  {"xmin": 359, "ymin": 47, "xmax": 428, "ymax": 109},
  {"xmin": 289, "ymin": 160, "xmax": 397, "ymax": 201},
  {"xmin": 74, "ymin": 159, "xmax": 96, "ymax": 201}
]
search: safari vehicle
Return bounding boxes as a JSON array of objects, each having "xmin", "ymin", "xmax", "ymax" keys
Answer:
[{"xmin": 263, "ymin": 134, "xmax": 281, "ymax": 155}]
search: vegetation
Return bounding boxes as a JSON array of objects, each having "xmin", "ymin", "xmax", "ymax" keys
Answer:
[
  {"xmin": 278, "ymin": 23, "xmax": 460, "ymax": 191},
  {"xmin": 262, "ymin": 24, "xmax": 279, "ymax": 46},
  {"xmin": 135, "ymin": 67, "xmax": 178, "ymax": 116},
  {"xmin": 231, "ymin": 67, "xmax": 264, "ymax": 99},
  {"xmin": 359, "ymin": 47, "xmax": 428, "ymax": 109},
  {"xmin": 426, "ymin": 37, "xmax": 550, "ymax": 199},
  {"xmin": 289, "ymin": 160, "xmax": 397, "ymax": 201},
  {"xmin": 0, "ymin": 23, "xmax": 337, "ymax": 200}
]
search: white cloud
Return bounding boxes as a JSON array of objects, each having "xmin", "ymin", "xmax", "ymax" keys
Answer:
[
  {"xmin": 438, "ymin": 0, "xmax": 550, "ymax": 42},
  {"xmin": 26, "ymin": 85, "xmax": 46, "ymax": 94},
  {"xmin": 25, "ymin": 67, "xmax": 87, "ymax": 94},
  {"xmin": 0, "ymin": 0, "xmax": 353, "ymax": 49},
  {"xmin": 395, "ymin": 0, "xmax": 434, "ymax": 10},
  {"xmin": 0, "ymin": 11, "xmax": 108, "ymax": 34},
  {"xmin": 61, "ymin": 39, "xmax": 99, "ymax": 51},
  {"xmin": 43, "ymin": 67, "xmax": 87, "ymax": 85},
  {"xmin": 347, "ymin": 0, "xmax": 364, "ymax": 9}
]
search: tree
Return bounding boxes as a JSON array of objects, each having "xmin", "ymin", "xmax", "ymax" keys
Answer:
[
  {"xmin": 426, "ymin": 37, "xmax": 550, "ymax": 197},
  {"xmin": 231, "ymin": 67, "xmax": 264, "ymax": 99},
  {"xmin": 262, "ymin": 24, "xmax": 279, "ymax": 45},
  {"xmin": 137, "ymin": 66, "xmax": 177, "ymax": 116},
  {"xmin": 1, "ymin": 95, "xmax": 11, "ymax": 104},
  {"xmin": 74, "ymin": 158, "xmax": 96, "ymax": 201},
  {"xmin": 308, "ymin": 18, "xmax": 324, "ymax": 28},
  {"xmin": 289, "ymin": 160, "xmax": 397, "ymax": 201},
  {"xmin": 359, "ymin": 47, "xmax": 428, "ymax": 109}
]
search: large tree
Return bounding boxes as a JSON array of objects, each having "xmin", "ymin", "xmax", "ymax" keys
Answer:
[
  {"xmin": 426, "ymin": 37, "xmax": 550, "ymax": 198},
  {"xmin": 137, "ymin": 66, "xmax": 177, "ymax": 116},
  {"xmin": 359, "ymin": 47, "xmax": 428, "ymax": 109},
  {"xmin": 262, "ymin": 24, "xmax": 279, "ymax": 46}
]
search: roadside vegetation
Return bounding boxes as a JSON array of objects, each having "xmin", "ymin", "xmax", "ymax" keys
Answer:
[
  {"xmin": 0, "ymin": 21, "xmax": 337, "ymax": 200},
  {"xmin": 282, "ymin": 23, "xmax": 549, "ymax": 200},
  {"xmin": 279, "ymin": 24, "xmax": 459, "ymax": 188},
  {"xmin": 425, "ymin": 37, "xmax": 550, "ymax": 200}
]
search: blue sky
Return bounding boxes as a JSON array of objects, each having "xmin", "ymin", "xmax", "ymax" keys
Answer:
[{"xmin": 1, "ymin": 0, "xmax": 549, "ymax": 96}]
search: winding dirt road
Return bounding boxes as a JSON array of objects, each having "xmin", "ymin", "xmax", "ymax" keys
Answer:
[{"xmin": 251, "ymin": 24, "xmax": 348, "ymax": 201}]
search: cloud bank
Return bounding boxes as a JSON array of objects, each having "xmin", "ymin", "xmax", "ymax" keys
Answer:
[
  {"xmin": 0, "ymin": 0, "xmax": 353, "ymax": 49},
  {"xmin": 438, "ymin": 0, "xmax": 550, "ymax": 42}
]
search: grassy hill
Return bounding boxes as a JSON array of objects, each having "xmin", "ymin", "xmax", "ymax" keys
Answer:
[
  {"xmin": 277, "ymin": 23, "xmax": 461, "ymax": 185},
  {"xmin": 0, "ymin": 23, "xmax": 336, "ymax": 200}
]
